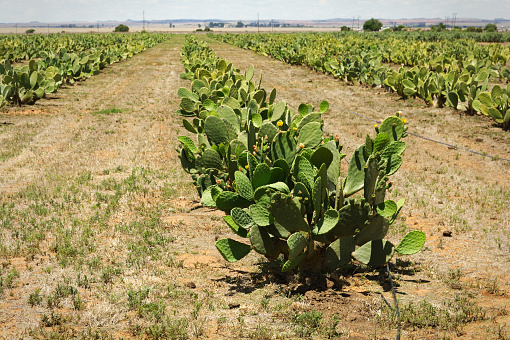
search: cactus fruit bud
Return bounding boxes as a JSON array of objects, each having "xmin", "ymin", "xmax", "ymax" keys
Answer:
[
  {"xmin": 398, "ymin": 111, "xmax": 403, "ymax": 116},
  {"xmin": 216, "ymin": 179, "xmax": 222, "ymax": 184},
  {"xmin": 335, "ymin": 134, "xmax": 339, "ymax": 142},
  {"xmin": 253, "ymin": 151, "xmax": 257, "ymax": 156},
  {"xmin": 392, "ymin": 123, "xmax": 396, "ymax": 126},
  {"xmin": 278, "ymin": 131, "xmax": 282, "ymax": 135},
  {"xmin": 239, "ymin": 167, "xmax": 243, "ymax": 171},
  {"xmin": 299, "ymin": 143, "xmax": 305, "ymax": 149},
  {"xmin": 265, "ymin": 135, "xmax": 268, "ymax": 139},
  {"xmin": 277, "ymin": 121, "xmax": 283, "ymax": 127}
]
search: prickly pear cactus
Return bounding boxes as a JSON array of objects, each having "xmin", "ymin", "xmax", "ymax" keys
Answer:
[{"xmin": 177, "ymin": 37, "xmax": 425, "ymax": 274}]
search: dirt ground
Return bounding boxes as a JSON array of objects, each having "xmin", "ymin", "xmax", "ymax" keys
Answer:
[{"xmin": 0, "ymin": 34, "xmax": 509, "ymax": 339}]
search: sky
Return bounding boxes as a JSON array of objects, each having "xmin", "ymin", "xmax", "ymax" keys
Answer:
[{"xmin": 1, "ymin": 0, "xmax": 509, "ymax": 23}]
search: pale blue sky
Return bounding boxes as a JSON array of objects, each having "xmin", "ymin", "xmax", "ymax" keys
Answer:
[{"xmin": 1, "ymin": 0, "xmax": 508, "ymax": 23}]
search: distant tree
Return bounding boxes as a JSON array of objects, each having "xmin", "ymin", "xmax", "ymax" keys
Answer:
[
  {"xmin": 340, "ymin": 26, "xmax": 351, "ymax": 31},
  {"xmin": 25, "ymin": 29, "xmax": 35, "ymax": 34},
  {"xmin": 485, "ymin": 23, "xmax": 497, "ymax": 32},
  {"xmin": 204, "ymin": 27, "xmax": 211, "ymax": 31},
  {"xmin": 363, "ymin": 18, "xmax": 383, "ymax": 32},
  {"xmin": 466, "ymin": 26, "xmax": 477, "ymax": 32},
  {"xmin": 430, "ymin": 22, "xmax": 446, "ymax": 32},
  {"xmin": 197, "ymin": 24, "xmax": 201, "ymax": 28},
  {"xmin": 235, "ymin": 21, "xmax": 244, "ymax": 28},
  {"xmin": 393, "ymin": 24, "xmax": 406, "ymax": 32},
  {"xmin": 114, "ymin": 24, "xmax": 129, "ymax": 32}
]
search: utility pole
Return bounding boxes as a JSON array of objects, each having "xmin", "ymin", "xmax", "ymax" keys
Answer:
[
  {"xmin": 452, "ymin": 13, "xmax": 457, "ymax": 30},
  {"xmin": 352, "ymin": 17, "xmax": 355, "ymax": 31},
  {"xmin": 257, "ymin": 13, "xmax": 259, "ymax": 33},
  {"xmin": 15, "ymin": 24, "xmax": 17, "ymax": 34},
  {"xmin": 357, "ymin": 16, "xmax": 360, "ymax": 31},
  {"xmin": 445, "ymin": 16, "xmax": 449, "ymax": 30},
  {"xmin": 143, "ymin": 11, "xmax": 145, "ymax": 31}
]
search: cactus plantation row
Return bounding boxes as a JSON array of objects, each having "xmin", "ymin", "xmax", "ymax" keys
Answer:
[
  {"xmin": 0, "ymin": 33, "xmax": 168, "ymax": 107},
  {"xmin": 212, "ymin": 32, "xmax": 510, "ymax": 129},
  {"xmin": 176, "ymin": 35, "xmax": 425, "ymax": 274}
]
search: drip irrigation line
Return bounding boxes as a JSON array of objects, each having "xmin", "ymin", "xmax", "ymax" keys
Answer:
[{"xmin": 281, "ymin": 81, "xmax": 510, "ymax": 163}]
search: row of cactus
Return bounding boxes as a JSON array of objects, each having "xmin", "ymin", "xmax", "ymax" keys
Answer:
[
  {"xmin": 211, "ymin": 32, "xmax": 510, "ymax": 129},
  {"xmin": 0, "ymin": 33, "xmax": 167, "ymax": 63},
  {"xmin": 177, "ymin": 35, "xmax": 425, "ymax": 273},
  {"xmin": 384, "ymin": 65, "xmax": 510, "ymax": 128},
  {"xmin": 0, "ymin": 33, "xmax": 168, "ymax": 108}
]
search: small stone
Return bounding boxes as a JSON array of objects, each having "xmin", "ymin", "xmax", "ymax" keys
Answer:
[
  {"xmin": 186, "ymin": 282, "xmax": 196, "ymax": 289},
  {"xmin": 228, "ymin": 302, "xmax": 240, "ymax": 309},
  {"xmin": 443, "ymin": 230, "xmax": 452, "ymax": 237}
]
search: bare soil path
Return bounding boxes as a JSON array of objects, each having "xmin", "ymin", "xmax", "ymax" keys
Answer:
[{"xmin": 0, "ymin": 34, "xmax": 508, "ymax": 339}]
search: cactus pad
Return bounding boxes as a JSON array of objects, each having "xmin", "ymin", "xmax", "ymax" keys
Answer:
[
  {"xmin": 234, "ymin": 171, "xmax": 254, "ymax": 201},
  {"xmin": 287, "ymin": 232, "xmax": 308, "ymax": 261},
  {"xmin": 352, "ymin": 239, "xmax": 395, "ymax": 267},
  {"xmin": 324, "ymin": 236, "xmax": 355, "ymax": 272},
  {"xmin": 215, "ymin": 238, "xmax": 252, "ymax": 262},
  {"xmin": 269, "ymin": 192, "xmax": 309, "ymax": 233},
  {"xmin": 223, "ymin": 215, "xmax": 249, "ymax": 238},
  {"xmin": 396, "ymin": 230, "xmax": 426, "ymax": 255}
]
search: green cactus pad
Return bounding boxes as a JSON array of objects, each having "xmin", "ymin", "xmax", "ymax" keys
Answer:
[
  {"xmin": 312, "ymin": 176, "xmax": 323, "ymax": 218},
  {"xmin": 314, "ymin": 209, "xmax": 340, "ymax": 236},
  {"xmin": 269, "ymin": 192, "xmax": 309, "ymax": 233},
  {"xmin": 282, "ymin": 252, "xmax": 306, "ymax": 272},
  {"xmin": 271, "ymin": 132, "xmax": 296, "ymax": 166},
  {"xmin": 319, "ymin": 100, "xmax": 329, "ymax": 113},
  {"xmin": 325, "ymin": 140, "xmax": 343, "ymax": 191},
  {"xmin": 352, "ymin": 239, "xmax": 394, "ymax": 267},
  {"xmin": 297, "ymin": 113, "xmax": 321, "ymax": 132},
  {"xmin": 180, "ymin": 97, "xmax": 197, "ymax": 113},
  {"xmin": 298, "ymin": 122, "xmax": 323, "ymax": 149},
  {"xmin": 247, "ymin": 152, "xmax": 258, "ymax": 180},
  {"xmin": 381, "ymin": 141, "xmax": 406, "ymax": 159},
  {"xmin": 223, "ymin": 215, "xmax": 249, "ymax": 238},
  {"xmin": 264, "ymin": 222, "xmax": 291, "ymax": 239},
  {"xmin": 217, "ymin": 106, "xmax": 239, "ymax": 133},
  {"xmin": 376, "ymin": 200, "xmax": 397, "ymax": 218},
  {"xmin": 234, "ymin": 171, "xmax": 254, "ymax": 201},
  {"xmin": 379, "ymin": 116, "xmax": 404, "ymax": 142},
  {"xmin": 384, "ymin": 154, "xmax": 403, "ymax": 176},
  {"xmin": 178, "ymin": 136, "xmax": 199, "ymax": 154},
  {"xmin": 294, "ymin": 155, "xmax": 315, "ymax": 192},
  {"xmin": 355, "ymin": 215, "xmax": 390, "ymax": 246},
  {"xmin": 249, "ymin": 203, "xmax": 274, "ymax": 227},
  {"xmin": 323, "ymin": 201, "xmax": 370, "ymax": 238},
  {"xmin": 373, "ymin": 132, "xmax": 390, "ymax": 153},
  {"xmin": 396, "ymin": 230, "xmax": 426, "ymax": 255},
  {"xmin": 201, "ymin": 148, "xmax": 223, "ymax": 170},
  {"xmin": 287, "ymin": 232, "xmax": 308, "ymax": 261},
  {"xmin": 253, "ymin": 163, "xmax": 271, "ymax": 189},
  {"xmin": 200, "ymin": 185, "xmax": 222, "ymax": 207},
  {"xmin": 343, "ymin": 145, "xmax": 368, "ymax": 197},
  {"xmin": 273, "ymin": 159, "xmax": 290, "ymax": 180},
  {"xmin": 215, "ymin": 191, "xmax": 250, "ymax": 212},
  {"xmin": 204, "ymin": 115, "xmax": 229, "ymax": 145},
  {"xmin": 363, "ymin": 156, "xmax": 379, "ymax": 205},
  {"xmin": 310, "ymin": 147, "xmax": 333, "ymax": 170},
  {"xmin": 271, "ymin": 101, "xmax": 286, "ymax": 123},
  {"xmin": 231, "ymin": 207, "xmax": 255, "ymax": 229},
  {"xmin": 215, "ymin": 238, "xmax": 252, "ymax": 262},
  {"xmin": 250, "ymin": 225, "xmax": 277, "ymax": 256},
  {"xmin": 324, "ymin": 236, "xmax": 355, "ymax": 272},
  {"xmin": 258, "ymin": 121, "xmax": 278, "ymax": 142},
  {"xmin": 269, "ymin": 167, "xmax": 284, "ymax": 183},
  {"xmin": 177, "ymin": 87, "xmax": 199, "ymax": 101},
  {"xmin": 183, "ymin": 119, "xmax": 198, "ymax": 134},
  {"xmin": 179, "ymin": 148, "xmax": 195, "ymax": 173}
]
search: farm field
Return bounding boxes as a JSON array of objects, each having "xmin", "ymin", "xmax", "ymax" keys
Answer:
[{"xmin": 0, "ymin": 33, "xmax": 509, "ymax": 339}]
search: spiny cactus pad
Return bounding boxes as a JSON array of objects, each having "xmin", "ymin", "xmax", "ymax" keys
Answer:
[
  {"xmin": 324, "ymin": 236, "xmax": 355, "ymax": 272},
  {"xmin": 352, "ymin": 239, "xmax": 395, "ymax": 267},
  {"xmin": 215, "ymin": 238, "xmax": 252, "ymax": 262},
  {"xmin": 396, "ymin": 230, "xmax": 426, "ymax": 255}
]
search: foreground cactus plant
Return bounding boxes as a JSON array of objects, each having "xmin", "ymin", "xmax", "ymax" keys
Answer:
[{"xmin": 177, "ymin": 36, "xmax": 425, "ymax": 273}]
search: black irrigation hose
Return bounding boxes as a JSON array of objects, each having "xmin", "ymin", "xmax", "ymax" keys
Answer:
[{"xmin": 282, "ymin": 82, "xmax": 510, "ymax": 163}]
